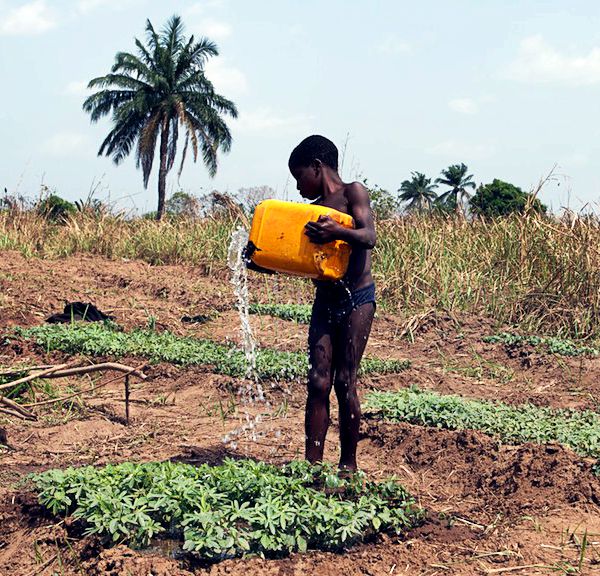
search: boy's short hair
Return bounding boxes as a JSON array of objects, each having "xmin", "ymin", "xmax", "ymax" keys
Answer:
[{"xmin": 288, "ymin": 135, "xmax": 339, "ymax": 171}]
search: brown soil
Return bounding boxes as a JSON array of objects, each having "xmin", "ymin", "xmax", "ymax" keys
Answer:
[{"xmin": 1, "ymin": 251, "xmax": 600, "ymax": 575}]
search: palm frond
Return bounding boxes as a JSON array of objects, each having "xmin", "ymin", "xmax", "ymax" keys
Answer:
[{"xmin": 136, "ymin": 112, "xmax": 162, "ymax": 187}]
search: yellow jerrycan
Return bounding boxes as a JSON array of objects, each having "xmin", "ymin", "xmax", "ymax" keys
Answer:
[{"xmin": 248, "ymin": 199, "xmax": 354, "ymax": 281}]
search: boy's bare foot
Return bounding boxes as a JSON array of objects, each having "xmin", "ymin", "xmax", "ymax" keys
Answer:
[{"xmin": 338, "ymin": 463, "xmax": 357, "ymax": 477}]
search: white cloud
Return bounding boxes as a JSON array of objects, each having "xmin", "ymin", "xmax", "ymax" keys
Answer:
[
  {"xmin": 63, "ymin": 80, "xmax": 89, "ymax": 96},
  {"xmin": 184, "ymin": 2, "xmax": 232, "ymax": 39},
  {"xmin": 42, "ymin": 132, "xmax": 91, "ymax": 157},
  {"xmin": 200, "ymin": 18, "xmax": 232, "ymax": 40},
  {"xmin": 233, "ymin": 109, "xmax": 313, "ymax": 134},
  {"xmin": 205, "ymin": 58, "xmax": 247, "ymax": 95},
  {"xmin": 0, "ymin": 0, "xmax": 57, "ymax": 36},
  {"xmin": 426, "ymin": 139, "xmax": 494, "ymax": 160},
  {"xmin": 75, "ymin": 0, "xmax": 141, "ymax": 14},
  {"xmin": 507, "ymin": 35, "xmax": 600, "ymax": 86},
  {"xmin": 375, "ymin": 36, "xmax": 411, "ymax": 55},
  {"xmin": 77, "ymin": 0, "xmax": 107, "ymax": 13},
  {"xmin": 448, "ymin": 98, "xmax": 478, "ymax": 115},
  {"xmin": 185, "ymin": 1, "xmax": 226, "ymax": 17}
]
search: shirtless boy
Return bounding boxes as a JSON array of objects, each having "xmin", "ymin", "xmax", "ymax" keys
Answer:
[{"xmin": 287, "ymin": 135, "xmax": 376, "ymax": 473}]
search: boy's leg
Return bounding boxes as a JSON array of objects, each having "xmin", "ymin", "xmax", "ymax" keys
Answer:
[
  {"xmin": 306, "ymin": 310, "xmax": 334, "ymax": 463},
  {"xmin": 332, "ymin": 302, "xmax": 375, "ymax": 471}
]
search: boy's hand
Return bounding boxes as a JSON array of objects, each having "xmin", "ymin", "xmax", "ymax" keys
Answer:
[{"xmin": 304, "ymin": 215, "xmax": 341, "ymax": 244}]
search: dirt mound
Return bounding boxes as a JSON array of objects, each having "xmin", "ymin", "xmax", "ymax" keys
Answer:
[
  {"xmin": 364, "ymin": 421, "xmax": 600, "ymax": 515},
  {"xmin": 85, "ymin": 545, "xmax": 192, "ymax": 576}
]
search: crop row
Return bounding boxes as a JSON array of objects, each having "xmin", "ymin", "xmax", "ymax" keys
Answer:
[
  {"xmin": 249, "ymin": 303, "xmax": 312, "ymax": 324},
  {"xmin": 32, "ymin": 459, "xmax": 422, "ymax": 559},
  {"xmin": 16, "ymin": 323, "xmax": 410, "ymax": 380},
  {"xmin": 483, "ymin": 332, "xmax": 599, "ymax": 357},
  {"xmin": 365, "ymin": 387, "xmax": 600, "ymax": 459}
]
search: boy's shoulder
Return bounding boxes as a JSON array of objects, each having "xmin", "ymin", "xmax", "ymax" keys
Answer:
[{"xmin": 343, "ymin": 181, "xmax": 370, "ymax": 203}]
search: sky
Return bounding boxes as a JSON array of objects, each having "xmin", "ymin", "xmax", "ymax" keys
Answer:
[{"xmin": 1, "ymin": 0, "xmax": 600, "ymax": 214}]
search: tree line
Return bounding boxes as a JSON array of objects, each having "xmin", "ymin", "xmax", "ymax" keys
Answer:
[{"xmin": 369, "ymin": 164, "xmax": 547, "ymax": 219}]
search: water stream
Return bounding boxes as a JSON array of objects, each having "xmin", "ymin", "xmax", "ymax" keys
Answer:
[{"xmin": 224, "ymin": 227, "xmax": 267, "ymax": 447}]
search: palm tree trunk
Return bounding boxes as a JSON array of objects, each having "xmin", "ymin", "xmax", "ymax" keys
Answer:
[{"xmin": 156, "ymin": 119, "xmax": 169, "ymax": 221}]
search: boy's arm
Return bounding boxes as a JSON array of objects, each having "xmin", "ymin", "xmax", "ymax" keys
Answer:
[{"xmin": 304, "ymin": 182, "xmax": 376, "ymax": 249}]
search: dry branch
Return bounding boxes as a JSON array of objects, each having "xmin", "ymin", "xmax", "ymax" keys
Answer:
[
  {"xmin": 46, "ymin": 362, "xmax": 147, "ymax": 380},
  {"xmin": 0, "ymin": 407, "xmax": 30, "ymax": 419},
  {"xmin": 0, "ymin": 364, "xmax": 55, "ymax": 376},
  {"xmin": 1, "ymin": 361, "xmax": 147, "ymax": 424},
  {"xmin": 0, "ymin": 362, "xmax": 76, "ymax": 391},
  {"xmin": 0, "ymin": 396, "xmax": 35, "ymax": 420},
  {"xmin": 23, "ymin": 362, "xmax": 147, "ymax": 409}
]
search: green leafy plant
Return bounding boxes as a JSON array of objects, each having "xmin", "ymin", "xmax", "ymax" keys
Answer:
[
  {"xmin": 249, "ymin": 303, "xmax": 312, "ymax": 324},
  {"xmin": 470, "ymin": 179, "xmax": 547, "ymax": 218},
  {"xmin": 31, "ymin": 459, "xmax": 422, "ymax": 559},
  {"xmin": 365, "ymin": 387, "xmax": 600, "ymax": 458},
  {"xmin": 17, "ymin": 323, "xmax": 410, "ymax": 381},
  {"xmin": 484, "ymin": 332, "xmax": 599, "ymax": 357},
  {"xmin": 36, "ymin": 194, "xmax": 76, "ymax": 223}
]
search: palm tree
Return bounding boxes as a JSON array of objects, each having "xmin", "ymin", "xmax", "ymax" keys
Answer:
[
  {"xmin": 83, "ymin": 15, "xmax": 237, "ymax": 220},
  {"xmin": 398, "ymin": 172, "xmax": 438, "ymax": 213},
  {"xmin": 435, "ymin": 163, "xmax": 476, "ymax": 214}
]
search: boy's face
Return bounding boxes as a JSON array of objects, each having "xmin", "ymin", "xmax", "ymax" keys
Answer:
[{"xmin": 290, "ymin": 162, "xmax": 321, "ymax": 200}]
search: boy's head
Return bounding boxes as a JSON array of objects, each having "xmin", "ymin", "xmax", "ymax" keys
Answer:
[{"xmin": 288, "ymin": 135, "xmax": 339, "ymax": 199}]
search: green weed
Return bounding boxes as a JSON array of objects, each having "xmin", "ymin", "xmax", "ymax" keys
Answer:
[{"xmin": 31, "ymin": 459, "xmax": 422, "ymax": 559}]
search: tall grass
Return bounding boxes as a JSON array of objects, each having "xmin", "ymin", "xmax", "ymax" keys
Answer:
[
  {"xmin": 3, "ymin": 210, "xmax": 600, "ymax": 337},
  {"xmin": 0, "ymin": 210, "xmax": 236, "ymax": 270},
  {"xmin": 374, "ymin": 215, "xmax": 600, "ymax": 336}
]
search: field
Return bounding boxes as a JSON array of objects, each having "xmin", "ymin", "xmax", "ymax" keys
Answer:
[{"xmin": 2, "ymin": 215, "xmax": 600, "ymax": 575}]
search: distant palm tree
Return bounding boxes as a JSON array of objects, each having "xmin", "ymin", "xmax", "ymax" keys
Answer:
[
  {"xmin": 83, "ymin": 15, "xmax": 237, "ymax": 220},
  {"xmin": 398, "ymin": 172, "xmax": 438, "ymax": 213},
  {"xmin": 435, "ymin": 163, "xmax": 476, "ymax": 214}
]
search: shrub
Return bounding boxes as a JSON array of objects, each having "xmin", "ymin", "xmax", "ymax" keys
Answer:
[
  {"xmin": 470, "ymin": 179, "xmax": 547, "ymax": 218},
  {"xmin": 37, "ymin": 194, "xmax": 76, "ymax": 223}
]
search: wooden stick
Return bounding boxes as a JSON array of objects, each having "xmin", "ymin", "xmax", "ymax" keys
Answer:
[
  {"xmin": 0, "ymin": 407, "xmax": 30, "ymax": 419},
  {"xmin": 0, "ymin": 364, "xmax": 54, "ymax": 376},
  {"xmin": 125, "ymin": 374, "xmax": 130, "ymax": 423},
  {"xmin": 0, "ymin": 396, "xmax": 35, "ymax": 420},
  {"xmin": 45, "ymin": 362, "xmax": 147, "ymax": 380},
  {"xmin": 0, "ymin": 362, "xmax": 76, "ymax": 391},
  {"xmin": 0, "ymin": 409, "xmax": 22, "ymax": 419},
  {"xmin": 23, "ymin": 363, "xmax": 147, "ymax": 408}
]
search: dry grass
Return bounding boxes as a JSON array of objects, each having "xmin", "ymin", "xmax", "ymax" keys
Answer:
[{"xmin": 3, "ymin": 209, "xmax": 600, "ymax": 337}]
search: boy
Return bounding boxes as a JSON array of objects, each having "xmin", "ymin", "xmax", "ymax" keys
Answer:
[
  {"xmin": 247, "ymin": 135, "xmax": 376, "ymax": 473},
  {"xmin": 289, "ymin": 135, "xmax": 376, "ymax": 473}
]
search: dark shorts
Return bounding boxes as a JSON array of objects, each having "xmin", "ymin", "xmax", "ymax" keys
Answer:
[{"xmin": 312, "ymin": 282, "xmax": 376, "ymax": 327}]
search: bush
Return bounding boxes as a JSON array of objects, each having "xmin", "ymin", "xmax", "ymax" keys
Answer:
[
  {"xmin": 37, "ymin": 194, "xmax": 76, "ymax": 223},
  {"xmin": 470, "ymin": 179, "xmax": 547, "ymax": 218},
  {"xmin": 165, "ymin": 191, "xmax": 202, "ymax": 218},
  {"xmin": 363, "ymin": 180, "xmax": 399, "ymax": 220}
]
